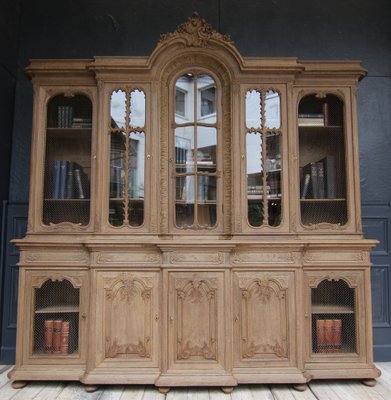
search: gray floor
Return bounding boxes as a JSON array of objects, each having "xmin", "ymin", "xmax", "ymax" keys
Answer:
[{"xmin": 1, "ymin": 364, "xmax": 391, "ymax": 399}]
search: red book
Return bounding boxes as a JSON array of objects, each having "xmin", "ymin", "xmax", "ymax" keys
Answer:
[
  {"xmin": 332, "ymin": 319, "xmax": 342, "ymax": 352},
  {"xmin": 316, "ymin": 319, "xmax": 327, "ymax": 352},
  {"xmin": 44, "ymin": 320, "xmax": 54, "ymax": 353},
  {"xmin": 60, "ymin": 321, "xmax": 70, "ymax": 355},
  {"xmin": 52, "ymin": 320, "xmax": 62, "ymax": 354},
  {"xmin": 323, "ymin": 319, "xmax": 334, "ymax": 353},
  {"xmin": 322, "ymin": 102, "xmax": 329, "ymax": 126}
]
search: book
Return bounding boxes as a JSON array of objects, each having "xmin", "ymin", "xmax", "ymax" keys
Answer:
[
  {"xmin": 66, "ymin": 161, "xmax": 75, "ymax": 199},
  {"xmin": 44, "ymin": 320, "xmax": 54, "ymax": 353},
  {"xmin": 322, "ymin": 102, "xmax": 329, "ymax": 126},
  {"xmin": 58, "ymin": 160, "xmax": 68, "ymax": 199},
  {"xmin": 298, "ymin": 114, "xmax": 324, "ymax": 127},
  {"xmin": 52, "ymin": 320, "xmax": 62, "ymax": 354},
  {"xmin": 316, "ymin": 161, "xmax": 325, "ymax": 199},
  {"xmin": 60, "ymin": 321, "xmax": 70, "ymax": 355},
  {"xmin": 51, "ymin": 160, "xmax": 62, "ymax": 199},
  {"xmin": 319, "ymin": 155, "xmax": 336, "ymax": 198},
  {"xmin": 74, "ymin": 167, "xmax": 89, "ymax": 199},
  {"xmin": 301, "ymin": 173, "xmax": 311, "ymax": 199},
  {"xmin": 316, "ymin": 319, "xmax": 343, "ymax": 353},
  {"xmin": 302, "ymin": 162, "xmax": 319, "ymax": 198}
]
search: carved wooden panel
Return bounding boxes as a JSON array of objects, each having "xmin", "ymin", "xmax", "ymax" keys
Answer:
[
  {"xmin": 95, "ymin": 271, "xmax": 159, "ymax": 367},
  {"xmin": 168, "ymin": 272, "xmax": 226, "ymax": 370},
  {"xmin": 233, "ymin": 271, "xmax": 294, "ymax": 366}
]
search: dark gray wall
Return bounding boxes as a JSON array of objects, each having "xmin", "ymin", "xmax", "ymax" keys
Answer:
[{"xmin": 1, "ymin": 0, "xmax": 391, "ymax": 362}]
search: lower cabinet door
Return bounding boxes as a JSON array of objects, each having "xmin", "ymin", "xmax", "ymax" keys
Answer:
[
  {"xmin": 167, "ymin": 271, "xmax": 227, "ymax": 372},
  {"xmin": 94, "ymin": 270, "xmax": 160, "ymax": 369},
  {"xmin": 232, "ymin": 271, "xmax": 296, "ymax": 368}
]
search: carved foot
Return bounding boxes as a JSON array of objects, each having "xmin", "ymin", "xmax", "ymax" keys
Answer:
[
  {"xmin": 293, "ymin": 384, "xmax": 307, "ymax": 391},
  {"xmin": 11, "ymin": 381, "xmax": 28, "ymax": 389},
  {"xmin": 84, "ymin": 384, "xmax": 99, "ymax": 392},
  {"xmin": 221, "ymin": 386, "xmax": 234, "ymax": 394},
  {"xmin": 158, "ymin": 387, "xmax": 170, "ymax": 394},
  {"xmin": 362, "ymin": 378, "xmax": 377, "ymax": 387}
]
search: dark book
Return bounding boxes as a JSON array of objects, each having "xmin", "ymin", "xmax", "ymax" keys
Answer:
[
  {"xmin": 322, "ymin": 102, "xmax": 329, "ymax": 126},
  {"xmin": 317, "ymin": 161, "xmax": 325, "ymax": 199},
  {"xmin": 44, "ymin": 319, "xmax": 54, "ymax": 353},
  {"xmin": 74, "ymin": 168, "xmax": 86, "ymax": 199},
  {"xmin": 319, "ymin": 155, "xmax": 336, "ymax": 198},
  {"xmin": 66, "ymin": 161, "xmax": 75, "ymax": 199},
  {"xmin": 52, "ymin": 159, "xmax": 62, "ymax": 199},
  {"xmin": 58, "ymin": 160, "xmax": 68, "ymax": 199}
]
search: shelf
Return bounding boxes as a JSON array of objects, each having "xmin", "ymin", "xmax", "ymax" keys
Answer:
[
  {"xmin": 44, "ymin": 198, "xmax": 90, "ymax": 202},
  {"xmin": 109, "ymin": 198, "xmax": 144, "ymax": 202},
  {"xmin": 175, "ymin": 200, "xmax": 216, "ymax": 205},
  {"xmin": 312, "ymin": 304, "xmax": 354, "ymax": 314},
  {"xmin": 248, "ymin": 195, "xmax": 281, "ymax": 200},
  {"xmin": 35, "ymin": 305, "xmax": 80, "ymax": 314},
  {"xmin": 298, "ymin": 125, "xmax": 343, "ymax": 129},
  {"xmin": 300, "ymin": 198, "xmax": 346, "ymax": 203}
]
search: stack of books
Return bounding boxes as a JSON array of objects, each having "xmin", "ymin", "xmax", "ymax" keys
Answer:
[
  {"xmin": 44, "ymin": 320, "xmax": 70, "ymax": 355},
  {"xmin": 301, "ymin": 155, "xmax": 336, "ymax": 199},
  {"xmin": 51, "ymin": 160, "xmax": 89, "ymax": 199},
  {"xmin": 316, "ymin": 319, "xmax": 342, "ymax": 353},
  {"xmin": 57, "ymin": 106, "xmax": 74, "ymax": 128},
  {"xmin": 71, "ymin": 117, "xmax": 92, "ymax": 128}
]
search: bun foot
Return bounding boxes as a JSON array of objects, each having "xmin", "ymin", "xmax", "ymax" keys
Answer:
[
  {"xmin": 158, "ymin": 387, "xmax": 170, "ymax": 394},
  {"xmin": 11, "ymin": 381, "xmax": 28, "ymax": 389},
  {"xmin": 293, "ymin": 384, "xmax": 307, "ymax": 391},
  {"xmin": 362, "ymin": 378, "xmax": 377, "ymax": 387},
  {"xmin": 221, "ymin": 386, "xmax": 234, "ymax": 394},
  {"xmin": 84, "ymin": 384, "xmax": 99, "ymax": 392}
]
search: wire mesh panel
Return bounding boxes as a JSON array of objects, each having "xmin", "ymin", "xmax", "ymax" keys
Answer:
[
  {"xmin": 33, "ymin": 279, "xmax": 80, "ymax": 356},
  {"xmin": 311, "ymin": 279, "xmax": 356, "ymax": 354},
  {"xmin": 43, "ymin": 94, "xmax": 92, "ymax": 226},
  {"xmin": 298, "ymin": 94, "xmax": 347, "ymax": 226}
]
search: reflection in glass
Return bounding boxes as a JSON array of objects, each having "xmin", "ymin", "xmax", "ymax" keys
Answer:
[
  {"xmin": 245, "ymin": 89, "xmax": 282, "ymax": 228},
  {"xmin": 130, "ymin": 90, "xmax": 145, "ymax": 128},
  {"xmin": 110, "ymin": 90, "xmax": 126, "ymax": 129},
  {"xmin": 265, "ymin": 90, "xmax": 281, "ymax": 129},
  {"xmin": 174, "ymin": 73, "xmax": 218, "ymax": 228},
  {"xmin": 246, "ymin": 90, "xmax": 262, "ymax": 129},
  {"xmin": 109, "ymin": 89, "xmax": 145, "ymax": 227}
]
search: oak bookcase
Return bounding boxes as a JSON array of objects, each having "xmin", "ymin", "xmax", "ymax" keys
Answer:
[{"xmin": 9, "ymin": 13, "xmax": 380, "ymax": 393}]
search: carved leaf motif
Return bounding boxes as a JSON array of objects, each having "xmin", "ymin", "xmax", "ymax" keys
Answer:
[
  {"xmin": 105, "ymin": 337, "xmax": 150, "ymax": 358},
  {"xmin": 177, "ymin": 339, "xmax": 216, "ymax": 360},
  {"xmin": 159, "ymin": 12, "xmax": 233, "ymax": 48},
  {"xmin": 243, "ymin": 340, "xmax": 287, "ymax": 358}
]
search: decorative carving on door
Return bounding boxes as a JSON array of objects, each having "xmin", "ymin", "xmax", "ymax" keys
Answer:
[
  {"xmin": 104, "ymin": 274, "xmax": 153, "ymax": 359},
  {"xmin": 238, "ymin": 276, "xmax": 288, "ymax": 359},
  {"xmin": 174, "ymin": 277, "xmax": 218, "ymax": 361}
]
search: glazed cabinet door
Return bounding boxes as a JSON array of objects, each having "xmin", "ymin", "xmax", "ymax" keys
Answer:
[
  {"xmin": 304, "ymin": 270, "xmax": 366, "ymax": 363},
  {"xmin": 23, "ymin": 270, "xmax": 88, "ymax": 365},
  {"xmin": 232, "ymin": 271, "xmax": 296, "ymax": 368},
  {"xmin": 167, "ymin": 271, "xmax": 227, "ymax": 372},
  {"xmin": 92, "ymin": 271, "xmax": 160, "ymax": 371}
]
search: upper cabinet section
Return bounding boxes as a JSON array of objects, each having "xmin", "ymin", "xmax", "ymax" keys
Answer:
[
  {"xmin": 25, "ymin": 13, "xmax": 367, "ymax": 237},
  {"xmin": 298, "ymin": 93, "xmax": 347, "ymax": 228}
]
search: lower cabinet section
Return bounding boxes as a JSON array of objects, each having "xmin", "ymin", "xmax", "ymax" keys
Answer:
[{"xmin": 9, "ymin": 245, "xmax": 381, "ymax": 389}]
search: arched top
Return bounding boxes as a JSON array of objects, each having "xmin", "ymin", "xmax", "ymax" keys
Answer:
[{"xmin": 150, "ymin": 12, "xmax": 244, "ymax": 75}]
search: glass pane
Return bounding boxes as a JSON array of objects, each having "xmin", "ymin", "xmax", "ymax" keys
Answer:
[
  {"xmin": 43, "ymin": 94, "xmax": 92, "ymax": 226},
  {"xmin": 298, "ymin": 94, "xmax": 347, "ymax": 225},
  {"xmin": 246, "ymin": 90, "xmax": 262, "ymax": 129},
  {"xmin": 175, "ymin": 74, "xmax": 194, "ymax": 123},
  {"xmin": 246, "ymin": 132, "xmax": 263, "ymax": 227},
  {"xmin": 175, "ymin": 127, "xmax": 195, "ymax": 173},
  {"xmin": 197, "ymin": 126, "xmax": 216, "ymax": 172},
  {"xmin": 265, "ymin": 90, "xmax": 281, "ymax": 129},
  {"xmin": 110, "ymin": 90, "xmax": 126, "ymax": 129},
  {"xmin": 198, "ymin": 74, "xmax": 216, "ymax": 122},
  {"xmin": 175, "ymin": 204, "xmax": 194, "ymax": 227},
  {"xmin": 198, "ymin": 203, "xmax": 216, "ymax": 227},
  {"xmin": 128, "ymin": 131, "xmax": 145, "ymax": 200},
  {"xmin": 129, "ymin": 90, "xmax": 145, "ymax": 128},
  {"xmin": 266, "ymin": 132, "xmax": 281, "ymax": 197}
]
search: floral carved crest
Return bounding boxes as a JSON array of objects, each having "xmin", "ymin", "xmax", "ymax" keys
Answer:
[{"xmin": 159, "ymin": 12, "xmax": 233, "ymax": 48}]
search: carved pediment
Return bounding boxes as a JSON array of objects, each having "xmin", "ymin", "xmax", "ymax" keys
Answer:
[{"xmin": 159, "ymin": 12, "xmax": 233, "ymax": 48}]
